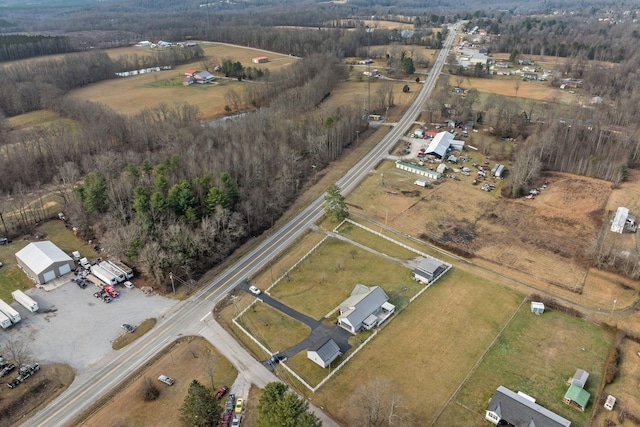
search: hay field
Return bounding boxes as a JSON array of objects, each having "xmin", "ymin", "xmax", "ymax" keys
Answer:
[
  {"xmin": 67, "ymin": 43, "xmax": 298, "ymax": 121},
  {"xmin": 82, "ymin": 337, "xmax": 237, "ymax": 427},
  {"xmin": 460, "ymin": 76, "xmax": 575, "ymax": 103}
]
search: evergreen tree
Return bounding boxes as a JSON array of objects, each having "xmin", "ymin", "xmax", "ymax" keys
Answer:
[
  {"xmin": 76, "ymin": 172, "xmax": 108, "ymax": 215},
  {"xmin": 179, "ymin": 380, "xmax": 220, "ymax": 427},
  {"xmin": 257, "ymin": 382, "xmax": 322, "ymax": 427},
  {"xmin": 324, "ymin": 184, "xmax": 349, "ymax": 221}
]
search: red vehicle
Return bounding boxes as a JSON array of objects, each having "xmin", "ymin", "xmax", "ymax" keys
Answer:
[
  {"xmin": 104, "ymin": 285, "xmax": 119, "ymax": 298},
  {"xmin": 216, "ymin": 386, "xmax": 229, "ymax": 400}
]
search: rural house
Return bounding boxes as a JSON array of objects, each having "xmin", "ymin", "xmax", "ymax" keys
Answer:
[
  {"xmin": 413, "ymin": 257, "xmax": 446, "ymax": 284},
  {"xmin": 530, "ymin": 301, "xmax": 545, "ymax": 314},
  {"xmin": 252, "ymin": 56, "xmax": 268, "ymax": 63},
  {"xmin": 485, "ymin": 386, "xmax": 571, "ymax": 427},
  {"xmin": 307, "ymin": 338, "xmax": 341, "ymax": 368},
  {"xmin": 16, "ymin": 241, "xmax": 74, "ymax": 286},
  {"xmin": 193, "ymin": 71, "xmax": 215, "ymax": 83},
  {"xmin": 523, "ymin": 72, "xmax": 539, "ymax": 80},
  {"xmin": 337, "ymin": 285, "xmax": 395, "ymax": 334}
]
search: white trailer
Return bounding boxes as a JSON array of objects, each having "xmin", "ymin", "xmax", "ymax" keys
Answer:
[
  {"xmin": 11, "ymin": 290, "xmax": 38, "ymax": 312},
  {"xmin": 98, "ymin": 261, "xmax": 125, "ymax": 283},
  {"xmin": 0, "ymin": 299, "xmax": 21, "ymax": 324},
  {"xmin": 107, "ymin": 259, "xmax": 134, "ymax": 280},
  {"xmin": 90, "ymin": 264, "xmax": 118, "ymax": 286},
  {"xmin": 0, "ymin": 311, "xmax": 12, "ymax": 329}
]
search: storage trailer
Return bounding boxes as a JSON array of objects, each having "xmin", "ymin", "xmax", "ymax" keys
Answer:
[
  {"xmin": 0, "ymin": 299, "xmax": 21, "ymax": 324},
  {"xmin": 90, "ymin": 264, "xmax": 118, "ymax": 286},
  {"xmin": 11, "ymin": 290, "xmax": 38, "ymax": 312},
  {"xmin": 97, "ymin": 262, "xmax": 125, "ymax": 283},
  {"xmin": 106, "ymin": 259, "xmax": 134, "ymax": 280}
]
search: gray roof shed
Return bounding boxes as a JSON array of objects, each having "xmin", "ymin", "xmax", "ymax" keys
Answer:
[{"xmin": 307, "ymin": 339, "xmax": 342, "ymax": 368}]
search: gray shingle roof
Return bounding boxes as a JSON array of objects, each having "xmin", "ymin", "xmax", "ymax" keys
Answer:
[
  {"xmin": 487, "ymin": 386, "xmax": 571, "ymax": 427},
  {"xmin": 338, "ymin": 285, "xmax": 388, "ymax": 329},
  {"xmin": 309, "ymin": 339, "xmax": 341, "ymax": 364}
]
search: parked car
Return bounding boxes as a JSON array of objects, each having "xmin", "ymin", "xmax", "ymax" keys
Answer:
[
  {"xmin": 226, "ymin": 394, "xmax": 236, "ymax": 411},
  {"xmin": 158, "ymin": 375, "xmax": 175, "ymax": 386},
  {"xmin": 121, "ymin": 323, "xmax": 135, "ymax": 333},
  {"xmin": 235, "ymin": 398, "xmax": 244, "ymax": 414},
  {"xmin": 222, "ymin": 409, "xmax": 233, "ymax": 423},
  {"xmin": 216, "ymin": 385, "xmax": 229, "ymax": 399},
  {"xmin": 267, "ymin": 353, "xmax": 286, "ymax": 365},
  {"xmin": 231, "ymin": 416, "xmax": 241, "ymax": 427},
  {"xmin": 248, "ymin": 285, "xmax": 261, "ymax": 295},
  {"xmin": 123, "ymin": 280, "xmax": 134, "ymax": 289},
  {"xmin": 76, "ymin": 279, "xmax": 87, "ymax": 289}
]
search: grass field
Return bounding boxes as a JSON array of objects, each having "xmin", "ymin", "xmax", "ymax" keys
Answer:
[
  {"xmin": 112, "ymin": 318, "xmax": 157, "ymax": 350},
  {"xmin": 336, "ymin": 221, "xmax": 419, "ymax": 259},
  {"xmin": 441, "ymin": 306, "xmax": 612, "ymax": 427},
  {"xmin": 268, "ymin": 237, "xmax": 423, "ymax": 319},
  {"xmin": 82, "ymin": 336, "xmax": 238, "ymax": 427},
  {"xmin": 236, "ymin": 303, "xmax": 311, "ymax": 354},
  {"xmin": 307, "ymin": 268, "xmax": 524, "ymax": 425}
]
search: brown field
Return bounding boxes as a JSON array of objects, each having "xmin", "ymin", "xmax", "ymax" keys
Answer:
[
  {"xmin": 81, "ymin": 336, "xmax": 238, "ymax": 427},
  {"xmin": 459, "ymin": 76, "xmax": 576, "ymax": 103},
  {"xmin": 67, "ymin": 42, "xmax": 298, "ymax": 121},
  {"xmin": 348, "ymin": 161, "xmax": 614, "ymax": 295}
]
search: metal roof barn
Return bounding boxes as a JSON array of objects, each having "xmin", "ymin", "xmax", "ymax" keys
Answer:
[{"xmin": 15, "ymin": 241, "xmax": 74, "ymax": 285}]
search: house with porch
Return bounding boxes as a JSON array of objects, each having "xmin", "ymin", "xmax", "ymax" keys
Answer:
[
  {"xmin": 486, "ymin": 386, "xmax": 571, "ymax": 427},
  {"xmin": 337, "ymin": 285, "xmax": 395, "ymax": 334}
]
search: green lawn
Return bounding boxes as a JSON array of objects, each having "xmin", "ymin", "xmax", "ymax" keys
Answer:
[
  {"xmin": 444, "ymin": 306, "xmax": 612, "ymax": 427},
  {"xmin": 269, "ymin": 237, "xmax": 423, "ymax": 319},
  {"xmin": 236, "ymin": 303, "xmax": 311, "ymax": 354}
]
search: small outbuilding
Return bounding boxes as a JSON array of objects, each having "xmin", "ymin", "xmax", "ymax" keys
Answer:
[
  {"xmin": 530, "ymin": 301, "xmax": 545, "ymax": 314},
  {"xmin": 569, "ymin": 369, "xmax": 589, "ymax": 388},
  {"xmin": 563, "ymin": 384, "xmax": 590, "ymax": 411},
  {"xmin": 413, "ymin": 257, "xmax": 446, "ymax": 284},
  {"xmin": 16, "ymin": 241, "xmax": 74, "ymax": 285},
  {"xmin": 307, "ymin": 338, "xmax": 341, "ymax": 368},
  {"xmin": 252, "ymin": 56, "xmax": 269, "ymax": 63}
]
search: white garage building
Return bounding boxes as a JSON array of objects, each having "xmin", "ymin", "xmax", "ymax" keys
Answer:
[{"xmin": 16, "ymin": 241, "xmax": 74, "ymax": 285}]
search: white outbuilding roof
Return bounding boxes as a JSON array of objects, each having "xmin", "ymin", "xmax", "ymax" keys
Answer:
[{"xmin": 15, "ymin": 241, "xmax": 73, "ymax": 275}]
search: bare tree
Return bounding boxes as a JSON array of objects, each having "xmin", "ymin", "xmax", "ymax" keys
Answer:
[
  {"xmin": 514, "ymin": 79, "xmax": 521, "ymax": 98},
  {"xmin": 1, "ymin": 339, "xmax": 33, "ymax": 367},
  {"xmin": 348, "ymin": 378, "xmax": 407, "ymax": 427},
  {"xmin": 139, "ymin": 377, "xmax": 160, "ymax": 401}
]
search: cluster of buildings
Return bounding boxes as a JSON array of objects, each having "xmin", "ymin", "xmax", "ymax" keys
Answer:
[{"xmin": 182, "ymin": 69, "xmax": 215, "ymax": 85}]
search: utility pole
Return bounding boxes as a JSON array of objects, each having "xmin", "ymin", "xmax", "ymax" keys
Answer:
[
  {"xmin": 169, "ymin": 272, "xmax": 175, "ymax": 294},
  {"xmin": 366, "ymin": 26, "xmax": 373, "ymax": 116}
]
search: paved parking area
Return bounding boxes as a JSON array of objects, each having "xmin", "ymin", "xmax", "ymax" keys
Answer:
[{"xmin": 0, "ymin": 278, "xmax": 178, "ymax": 370}]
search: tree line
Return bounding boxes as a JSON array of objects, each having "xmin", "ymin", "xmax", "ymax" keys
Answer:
[{"xmin": 0, "ymin": 34, "xmax": 75, "ymax": 62}]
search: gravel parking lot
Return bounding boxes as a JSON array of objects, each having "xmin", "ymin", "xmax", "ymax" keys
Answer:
[{"xmin": 0, "ymin": 277, "xmax": 178, "ymax": 370}]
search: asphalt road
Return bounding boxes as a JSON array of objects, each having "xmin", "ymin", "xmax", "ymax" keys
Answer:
[{"xmin": 25, "ymin": 24, "xmax": 461, "ymax": 427}]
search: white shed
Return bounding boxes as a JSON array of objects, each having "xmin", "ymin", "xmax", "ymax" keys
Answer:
[{"xmin": 530, "ymin": 302, "xmax": 545, "ymax": 314}]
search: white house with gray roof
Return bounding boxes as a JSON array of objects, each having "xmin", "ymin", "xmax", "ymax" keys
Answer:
[
  {"xmin": 485, "ymin": 386, "xmax": 571, "ymax": 427},
  {"xmin": 307, "ymin": 338, "xmax": 342, "ymax": 368},
  {"xmin": 16, "ymin": 241, "xmax": 74, "ymax": 285},
  {"xmin": 413, "ymin": 257, "xmax": 446, "ymax": 284},
  {"xmin": 337, "ymin": 285, "xmax": 395, "ymax": 334}
]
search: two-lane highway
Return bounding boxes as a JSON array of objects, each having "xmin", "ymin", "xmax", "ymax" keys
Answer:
[{"xmin": 26, "ymin": 24, "xmax": 460, "ymax": 427}]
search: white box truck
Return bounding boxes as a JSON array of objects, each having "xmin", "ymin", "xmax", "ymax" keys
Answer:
[
  {"xmin": 79, "ymin": 257, "xmax": 91, "ymax": 269},
  {"xmin": 0, "ymin": 311, "xmax": 12, "ymax": 329},
  {"xmin": 90, "ymin": 264, "xmax": 118, "ymax": 286},
  {"xmin": 11, "ymin": 290, "xmax": 38, "ymax": 312},
  {"xmin": 107, "ymin": 259, "xmax": 134, "ymax": 280},
  {"xmin": 98, "ymin": 261, "xmax": 125, "ymax": 283},
  {"xmin": 0, "ymin": 299, "xmax": 21, "ymax": 324}
]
